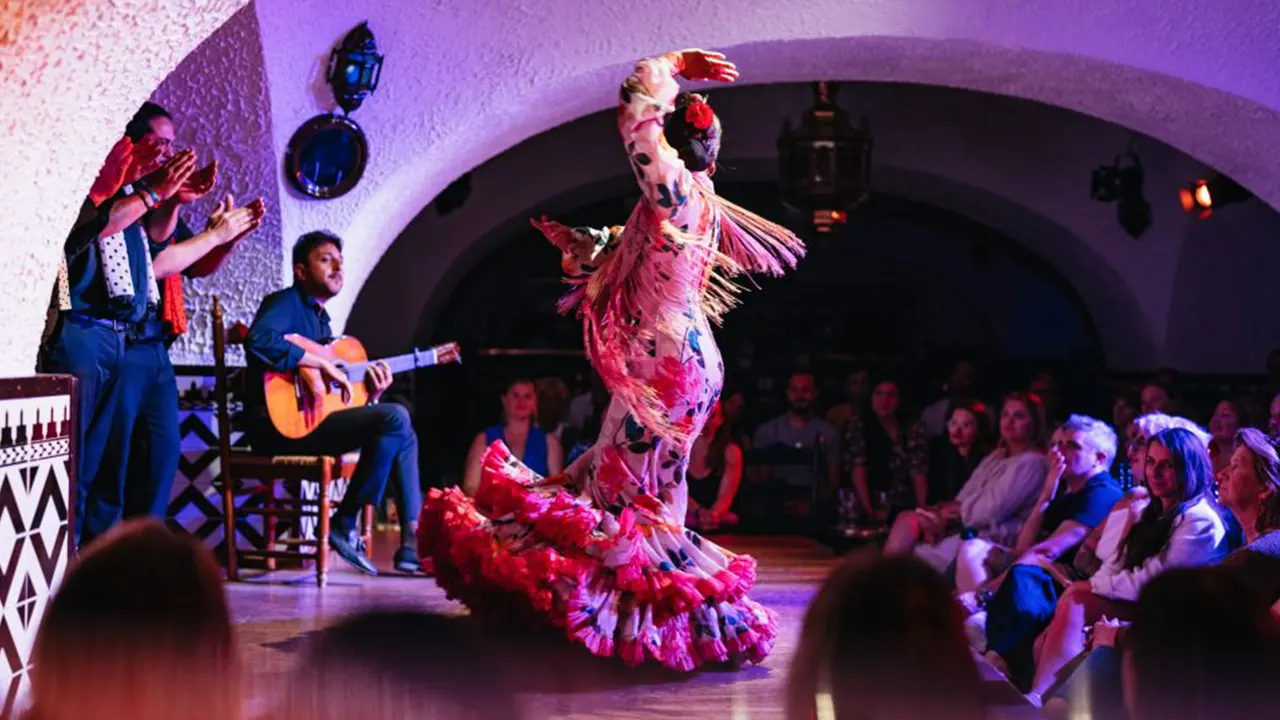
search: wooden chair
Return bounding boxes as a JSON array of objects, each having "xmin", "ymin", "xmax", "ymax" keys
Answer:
[{"xmin": 211, "ymin": 297, "xmax": 374, "ymax": 587}]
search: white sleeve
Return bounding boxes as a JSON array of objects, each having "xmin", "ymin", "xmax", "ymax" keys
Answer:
[
  {"xmin": 959, "ymin": 453, "xmax": 1046, "ymax": 528},
  {"xmin": 1090, "ymin": 503, "xmax": 1226, "ymax": 601}
]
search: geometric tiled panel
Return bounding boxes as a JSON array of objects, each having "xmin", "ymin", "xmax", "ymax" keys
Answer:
[{"xmin": 0, "ymin": 381, "xmax": 74, "ymax": 719}]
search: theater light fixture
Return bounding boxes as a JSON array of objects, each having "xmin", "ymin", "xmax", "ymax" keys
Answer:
[
  {"xmin": 1179, "ymin": 175, "xmax": 1251, "ymax": 220},
  {"xmin": 1090, "ymin": 150, "xmax": 1151, "ymax": 238}
]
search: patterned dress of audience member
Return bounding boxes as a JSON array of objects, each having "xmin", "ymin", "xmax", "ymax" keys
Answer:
[
  {"xmin": 843, "ymin": 412, "xmax": 930, "ymax": 516},
  {"xmin": 420, "ymin": 49, "xmax": 806, "ymax": 671}
]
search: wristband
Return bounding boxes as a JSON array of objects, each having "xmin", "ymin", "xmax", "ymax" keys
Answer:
[{"xmin": 134, "ymin": 180, "xmax": 161, "ymax": 208}]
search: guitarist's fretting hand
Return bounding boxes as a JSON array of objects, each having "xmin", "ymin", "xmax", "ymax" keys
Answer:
[{"xmin": 366, "ymin": 360, "xmax": 393, "ymax": 402}]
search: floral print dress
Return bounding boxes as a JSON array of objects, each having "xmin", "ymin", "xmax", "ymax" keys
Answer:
[{"xmin": 420, "ymin": 54, "xmax": 802, "ymax": 671}]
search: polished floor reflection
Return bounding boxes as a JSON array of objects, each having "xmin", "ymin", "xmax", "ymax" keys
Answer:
[{"xmin": 229, "ymin": 534, "xmax": 1033, "ymax": 719}]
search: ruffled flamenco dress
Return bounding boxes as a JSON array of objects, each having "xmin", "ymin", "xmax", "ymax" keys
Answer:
[{"xmin": 419, "ymin": 52, "xmax": 805, "ymax": 671}]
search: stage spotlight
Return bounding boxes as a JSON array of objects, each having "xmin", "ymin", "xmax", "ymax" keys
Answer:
[
  {"xmin": 1179, "ymin": 175, "xmax": 1251, "ymax": 219},
  {"xmin": 1090, "ymin": 150, "xmax": 1151, "ymax": 238}
]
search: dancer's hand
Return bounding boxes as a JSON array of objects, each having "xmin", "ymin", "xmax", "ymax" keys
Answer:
[
  {"xmin": 670, "ymin": 49, "xmax": 738, "ymax": 83},
  {"xmin": 530, "ymin": 215, "xmax": 575, "ymax": 252}
]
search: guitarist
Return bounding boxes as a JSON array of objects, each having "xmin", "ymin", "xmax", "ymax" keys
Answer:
[{"xmin": 244, "ymin": 231, "xmax": 422, "ymax": 575}]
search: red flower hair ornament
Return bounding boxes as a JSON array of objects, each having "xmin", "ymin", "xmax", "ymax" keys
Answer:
[{"xmin": 684, "ymin": 100, "xmax": 715, "ymax": 132}]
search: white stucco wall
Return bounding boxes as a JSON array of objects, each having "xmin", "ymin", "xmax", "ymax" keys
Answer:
[
  {"xmin": 150, "ymin": 4, "xmax": 282, "ymax": 365},
  {"xmin": 0, "ymin": 0, "xmax": 247, "ymax": 376}
]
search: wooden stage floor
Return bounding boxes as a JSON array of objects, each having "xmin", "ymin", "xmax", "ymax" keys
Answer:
[{"xmin": 228, "ymin": 533, "xmax": 1034, "ymax": 719}]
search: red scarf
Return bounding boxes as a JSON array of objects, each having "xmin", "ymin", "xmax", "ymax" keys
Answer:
[{"xmin": 162, "ymin": 274, "xmax": 188, "ymax": 336}]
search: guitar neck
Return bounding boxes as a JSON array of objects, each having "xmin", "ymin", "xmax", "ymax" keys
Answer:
[{"xmin": 344, "ymin": 346, "xmax": 448, "ymax": 381}]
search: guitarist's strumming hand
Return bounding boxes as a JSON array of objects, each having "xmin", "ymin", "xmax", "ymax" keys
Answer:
[
  {"xmin": 304, "ymin": 360, "xmax": 353, "ymax": 412},
  {"xmin": 366, "ymin": 360, "xmax": 393, "ymax": 403}
]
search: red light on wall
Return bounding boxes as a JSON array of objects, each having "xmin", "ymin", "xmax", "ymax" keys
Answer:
[{"xmin": 1180, "ymin": 176, "xmax": 1249, "ymax": 220}]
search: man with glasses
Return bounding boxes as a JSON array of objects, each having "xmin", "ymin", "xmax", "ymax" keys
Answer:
[
  {"xmin": 962, "ymin": 414, "xmax": 1124, "ymax": 694},
  {"xmin": 48, "ymin": 102, "xmax": 260, "ymax": 548}
]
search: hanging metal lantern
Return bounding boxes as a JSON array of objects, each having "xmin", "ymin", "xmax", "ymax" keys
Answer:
[
  {"xmin": 778, "ymin": 82, "xmax": 872, "ymax": 232},
  {"xmin": 326, "ymin": 22, "xmax": 384, "ymax": 114}
]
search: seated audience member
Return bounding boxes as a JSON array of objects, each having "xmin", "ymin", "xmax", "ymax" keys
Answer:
[
  {"xmin": 1212, "ymin": 427, "xmax": 1280, "ymax": 607},
  {"xmin": 843, "ymin": 376, "xmax": 929, "ymax": 522},
  {"xmin": 27, "ymin": 519, "xmax": 239, "ymax": 720},
  {"xmin": 1046, "ymin": 426, "xmax": 1280, "ymax": 720},
  {"xmin": 1063, "ymin": 414, "xmax": 1205, "ymax": 585},
  {"xmin": 1121, "ymin": 567, "xmax": 1280, "ymax": 720},
  {"xmin": 463, "ymin": 377, "xmax": 563, "ymax": 494},
  {"xmin": 747, "ymin": 372, "xmax": 840, "ymax": 530},
  {"xmin": 1110, "ymin": 387, "xmax": 1140, "ymax": 488},
  {"xmin": 273, "ymin": 610, "xmax": 520, "ymax": 720},
  {"xmin": 824, "ymin": 366, "xmax": 870, "ymax": 438},
  {"xmin": 686, "ymin": 401, "xmax": 743, "ymax": 532},
  {"xmin": 1207, "ymin": 397, "xmax": 1251, "ymax": 476},
  {"xmin": 1138, "ymin": 381, "xmax": 1176, "ymax": 415},
  {"xmin": 785, "ymin": 551, "xmax": 987, "ymax": 720},
  {"xmin": 720, "ymin": 386, "xmax": 751, "ymax": 451},
  {"xmin": 564, "ymin": 383, "xmax": 610, "ymax": 466},
  {"xmin": 963, "ymin": 415, "xmax": 1123, "ymax": 690},
  {"xmin": 1029, "ymin": 371, "xmax": 1063, "ymax": 428},
  {"xmin": 883, "ymin": 392, "xmax": 1049, "ymax": 591},
  {"xmin": 927, "ymin": 399, "xmax": 992, "ymax": 505},
  {"xmin": 1024, "ymin": 426, "xmax": 1233, "ymax": 705},
  {"xmin": 534, "ymin": 376, "xmax": 571, "ymax": 440},
  {"xmin": 565, "ymin": 371, "xmax": 607, "ymax": 435},
  {"xmin": 919, "ymin": 358, "xmax": 978, "ymax": 438}
]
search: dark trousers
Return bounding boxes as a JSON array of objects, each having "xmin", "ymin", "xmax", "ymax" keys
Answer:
[
  {"xmin": 80, "ymin": 339, "xmax": 179, "ymax": 547},
  {"xmin": 985, "ymin": 563, "xmax": 1062, "ymax": 691},
  {"xmin": 48, "ymin": 317, "xmax": 126, "ymax": 546},
  {"xmin": 117, "ymin": 342, "xmax": 181, "ymax": 521},
  {"xmin": 249, "ymin": 403, "xmax": 421, "ymax": 544}
]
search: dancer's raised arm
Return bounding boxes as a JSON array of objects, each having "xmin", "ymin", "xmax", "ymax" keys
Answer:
[{"xmin": 618, "ymin": 50, "xmax": 736, "ymax": 222}]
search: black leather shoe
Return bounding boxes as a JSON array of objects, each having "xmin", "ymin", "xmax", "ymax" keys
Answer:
[
  {"xmin": 393, "ymin": 546, "xmax": 423, "ymax": 574},
  {"xmin": 329, "ymin": 530, "xmax": 378, "ymax": 576}
]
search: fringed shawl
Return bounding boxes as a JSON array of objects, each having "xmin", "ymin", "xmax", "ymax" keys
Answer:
[{"xmin": 553, "ymin": 177, "xmax": 804, "ymax": 450}]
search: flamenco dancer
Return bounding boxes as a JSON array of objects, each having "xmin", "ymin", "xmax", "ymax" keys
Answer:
[{"xmin": 421, "ymin": 48, "xmax": 805, "ymax": 670}]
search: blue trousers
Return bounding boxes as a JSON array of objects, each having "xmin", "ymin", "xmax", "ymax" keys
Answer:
[
  {"xmin": 249, "ymin": 403, "xmax": 422, "ymax": 544},
  {"xmin": 117, "ymin": 342, "xmax": 181, "ymax": 520},
  {"xmin": 48, "ymin": 317, "xmax": 125, "ymax": 546},
  {"xmin": 985, "ymin": 563, "xmax": 1062, "ymax": 691},
  {"xmin": 82, "ymin": 339, "xmax": 179, "ymax": 547}
]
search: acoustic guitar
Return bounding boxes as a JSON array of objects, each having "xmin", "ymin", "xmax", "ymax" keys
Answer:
[{"xmin": 265, "ymin": 336, "xmax": 461, "ymax": 439}]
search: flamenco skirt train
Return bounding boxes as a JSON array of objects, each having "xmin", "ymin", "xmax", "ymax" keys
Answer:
[{"xmin": 419, "ymin": 441, "xmax": 777, "ymax": 671}]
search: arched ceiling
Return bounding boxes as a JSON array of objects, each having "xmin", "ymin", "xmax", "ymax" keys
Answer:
[
  {"xmin": 248, "ymin": 0, "xmax": 1280, "ymax": 331},
  {"xmin": 5, "ymin": 0, "xmax": 1279, "ymax": 375},
  {"xmin": 349, "ymin": 81, "xmax": 1207, "ymax": 371}
]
